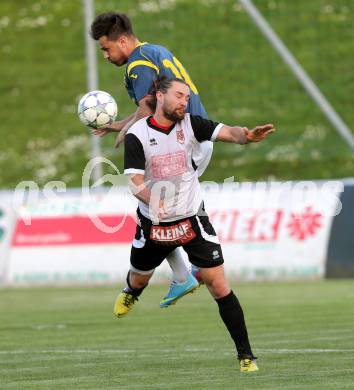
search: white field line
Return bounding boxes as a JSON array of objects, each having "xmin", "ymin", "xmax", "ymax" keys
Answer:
[
  {"xmin": 0, "ymin": 348, "xmax": 354, "ymax": 355},
  {"xmin": 257, "ymin": 348, "xmax": 354, "ymax": 353},
  {"xmin": 260, "ymin": 337, "xmax": 352, "ymax": 346},
  {"xmin": 253, "ymin": 328, "xmax": 354, "ymax": 338}
]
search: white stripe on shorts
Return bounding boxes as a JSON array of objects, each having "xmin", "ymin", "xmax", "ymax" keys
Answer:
[
  {"xmin": 132, "ymin": 228, "xmax": 146, "ymax": 248},
  {"xmin": 196, "ymin": 216, "xmax": 220, "ymax": 244}
]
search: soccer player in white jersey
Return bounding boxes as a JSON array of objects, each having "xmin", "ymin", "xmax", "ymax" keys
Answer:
[
  {"xmin": 90, "ymin": 12, "xmax": 212, "ymax": 307},
  {"xmin": 115, "ymin": 77, "xmax": 275, "ymax": 372}
]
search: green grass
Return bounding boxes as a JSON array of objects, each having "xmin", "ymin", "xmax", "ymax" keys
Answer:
[
  {"xmin": 1, "ymin": 281, "xmax": 354, "ymax": 389},
  {"xmin": 0, "ymin": 0, "xmax": 353, "ymax": 188}
]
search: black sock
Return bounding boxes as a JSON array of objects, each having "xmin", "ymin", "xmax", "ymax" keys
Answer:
[
  {"xmin": 216, "ymin": 290, "xmax": 254, "ymax": 359},
  {"xmin": 124, "ymin": 271, "xmax": 147, "ymax": 297}
]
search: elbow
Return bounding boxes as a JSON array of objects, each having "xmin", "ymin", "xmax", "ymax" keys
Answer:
[
  {"xmin": 128, "ymin": 176, "xmax": 139, "ymax": 196},
  {"xmin": 128, "ymin": 175, "xmax": 145, "ymax": 197},
  {"xmin": 128, "ymin": 179, "xmax": 136, "ymax": 194}
]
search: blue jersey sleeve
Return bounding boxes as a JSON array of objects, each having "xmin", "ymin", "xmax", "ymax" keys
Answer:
[{"xmin": 126, "ymin": 63, "xmax": 158, "ymax": 104}]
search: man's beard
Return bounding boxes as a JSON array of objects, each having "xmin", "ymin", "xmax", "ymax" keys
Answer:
[{"xmin": 162, "ymin": 103, "xmax": 185, "ymax": 122}]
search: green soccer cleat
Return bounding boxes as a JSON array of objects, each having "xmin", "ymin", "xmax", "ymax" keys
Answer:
[
  {"xmin": 113, "ymin": 291, "xmax": 138, "ymax": 318},
  {"xmin": 160, "ymin": 274, "xmax": 199, "ymax": 308},
  {"xmin": 239, "ymin": 358, "xmax": 259, "ymax": 372}
]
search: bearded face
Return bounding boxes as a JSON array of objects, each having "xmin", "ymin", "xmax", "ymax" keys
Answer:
[
  {"xmin": 162, "ymin": 99, "xmax": 186, "ymax": 122},
  {"xmin": 155, "ymin": 81, "xmax": 190, "ymax": 122}
]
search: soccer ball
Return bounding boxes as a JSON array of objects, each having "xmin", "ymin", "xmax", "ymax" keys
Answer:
[{"xmin": 78, "ymin": 90, "xmax": 118, "ymax": 128}]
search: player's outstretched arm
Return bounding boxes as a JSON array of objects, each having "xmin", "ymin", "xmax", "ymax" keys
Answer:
[
  {"xmin": 216, "ymin": 124, "xmax": 275, "ymax": 144},
  {"xmin": 91, "ymin": 113, "xmax": 136, "ymax": 137}
]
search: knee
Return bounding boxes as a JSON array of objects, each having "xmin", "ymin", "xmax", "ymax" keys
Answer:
[
  {"xmin": 205, "ymin": 278, "xmax": 230, "ymax": 299},
  {"xmin": 129, "ymin": 271, "xmax": 151, "ymax": 289},
  {"xmin": 131, "ymin": 279, "xmax": 148, "ymax": 289}
]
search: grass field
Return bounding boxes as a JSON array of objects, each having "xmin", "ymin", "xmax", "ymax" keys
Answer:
[
  {"xmin": 1, "ymin": 280, "xmax": 353, "ymax": 389},
  {"xmin": 1, "ymin": 0, "xmax": 353, "ymax": 188}
]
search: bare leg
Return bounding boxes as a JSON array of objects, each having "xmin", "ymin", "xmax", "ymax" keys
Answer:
[
  {"xmin": 199, "ymin": 264, "xmax": 230, "ymax": 298},
  {"xmin": 128, "ymin": 270, "xmax": 154, "ymax": 289}
]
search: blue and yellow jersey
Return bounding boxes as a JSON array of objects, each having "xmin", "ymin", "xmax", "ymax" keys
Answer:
[{"xmin": 124, "ymin": 42, "xmax": 208, "ymax": 119}]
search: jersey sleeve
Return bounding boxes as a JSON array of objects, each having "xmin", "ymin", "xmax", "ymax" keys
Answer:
[
  {"xmin": 124, "ymin": 133, "xmax": 146, "ymax": 175},
  {"xmin": 126, "ymin": 63, "xmax": 159, "ymax": 103},
  {"xmin": 190, "ymin": 115, "xmax": 224, "ymax": 142}
]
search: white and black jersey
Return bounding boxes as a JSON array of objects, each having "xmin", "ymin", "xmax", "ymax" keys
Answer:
[{"xmin": 124, "ymin": 114, "xmax": 223, "ymax": 222}]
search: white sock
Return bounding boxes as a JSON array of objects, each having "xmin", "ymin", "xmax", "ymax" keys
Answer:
[{"xmin": 166, "ymin": 247, "xmax": 190, "ymax": 283}]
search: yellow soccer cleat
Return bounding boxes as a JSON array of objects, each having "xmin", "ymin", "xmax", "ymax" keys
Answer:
[
  {"xmin": 113, "ymin": 291, "xmax": 138, "ymax": 318},
  {"xmin": 240, "ymin": 358, "xmax": 259, "ymax": 373}
]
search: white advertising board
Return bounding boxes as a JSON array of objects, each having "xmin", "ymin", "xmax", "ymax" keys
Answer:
[
  {"xmin": 0, "ymin": 195, "xmax": 16, "ymax": 282},
  {"xmin": 5, "ymin": 181, "xmax": 342, "ymax": 284}
]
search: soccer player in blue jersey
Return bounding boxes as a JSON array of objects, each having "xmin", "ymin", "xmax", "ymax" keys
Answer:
[{"xmin": 90, "ymin": 12, "xmax": 210, "ymax": 307}]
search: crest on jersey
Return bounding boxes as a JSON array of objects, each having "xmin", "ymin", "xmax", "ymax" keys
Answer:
[{"xmin": 176, "ymin": 128, "xmax": 185, "ymax": 144}]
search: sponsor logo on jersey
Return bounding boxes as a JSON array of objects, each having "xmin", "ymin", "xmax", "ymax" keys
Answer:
[
  {"xmin": 150, "ymin": 219, "xmax": 196, "ymax": 245},
  {"xmin": 130, "ymin": 74, "xmax": 138, "ymax": 79},
  {"xmin": 149, "ymin": 138, "xmax": 158, "ymax": 146},
  {"xmin": 151, "ymin": 151, "xmax": 187, "ymax": 178},
  {"xmin": 212, "ymin": 250, "xmax": 220, "ymax": 259}
]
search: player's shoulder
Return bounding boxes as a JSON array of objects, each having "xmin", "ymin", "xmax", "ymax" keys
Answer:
[
  {"xmin": 140, "ymin": 43, "xmax": 171, "ymax": 57},
  {"xmin": 179, "ymin": 113, "xmax": 193, "ymax": 132},
  {"xmin": 182, "ymin": 113, "xmax": 192, "ymax": 124},
  {"xmin": 182, "ymin": 113, "xmax": 198, "ymax": 128},
  {"xmin": 188, "ymin": 114, "xmax": 210, "ymax": 126},
  {"xmin": 128, "ymin": 42, "xmax": 171, "ymax": 63},
  {"xmin": 126, "ymin": 44, "xmax": 147, "ymax": 66},
  {"xmin": 126, "ymin": 116, "xmax": 150, "ymax": 138}
]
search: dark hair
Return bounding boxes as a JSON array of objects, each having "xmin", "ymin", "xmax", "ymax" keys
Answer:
[
  {"xmin": 146, "ymin": 77, "xmax": 189, "ymax": 111},
  {"xmin": 90, "ymin": 12, "xmax": 133, "ymax": 40}
]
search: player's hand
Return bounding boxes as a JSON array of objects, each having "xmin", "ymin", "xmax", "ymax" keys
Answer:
[
  {"xmin": 157, "ymin": 200, "xmax": 167, "ymax": 222},
  {"xmin": 91, "ymin": 127, "xmax": 116, "ymax": 137},
  {"xmin": 91, "ymin": 121, "xmax": 124, "ymax": 137},
  {"xmin": 245, "ymin": 124, "xmax": 275, "ymax": 143},
  {"xmin": 150, "ymin": 199, "xmax": 167, "ymax": 224}
]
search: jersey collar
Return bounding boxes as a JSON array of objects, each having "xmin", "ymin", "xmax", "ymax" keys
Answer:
[
  {"xmin": 147, "ymin": 116, "xmax": 175, "ymax": 135},
  {"xmin": 135, "ymin": 41, "xmax": 148, "ymax": 48}
]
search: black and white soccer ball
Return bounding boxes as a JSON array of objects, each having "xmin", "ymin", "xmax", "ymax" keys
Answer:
[{"xmin": 78, "ymin": 90, "xmax": 118, "ymax": 128}]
